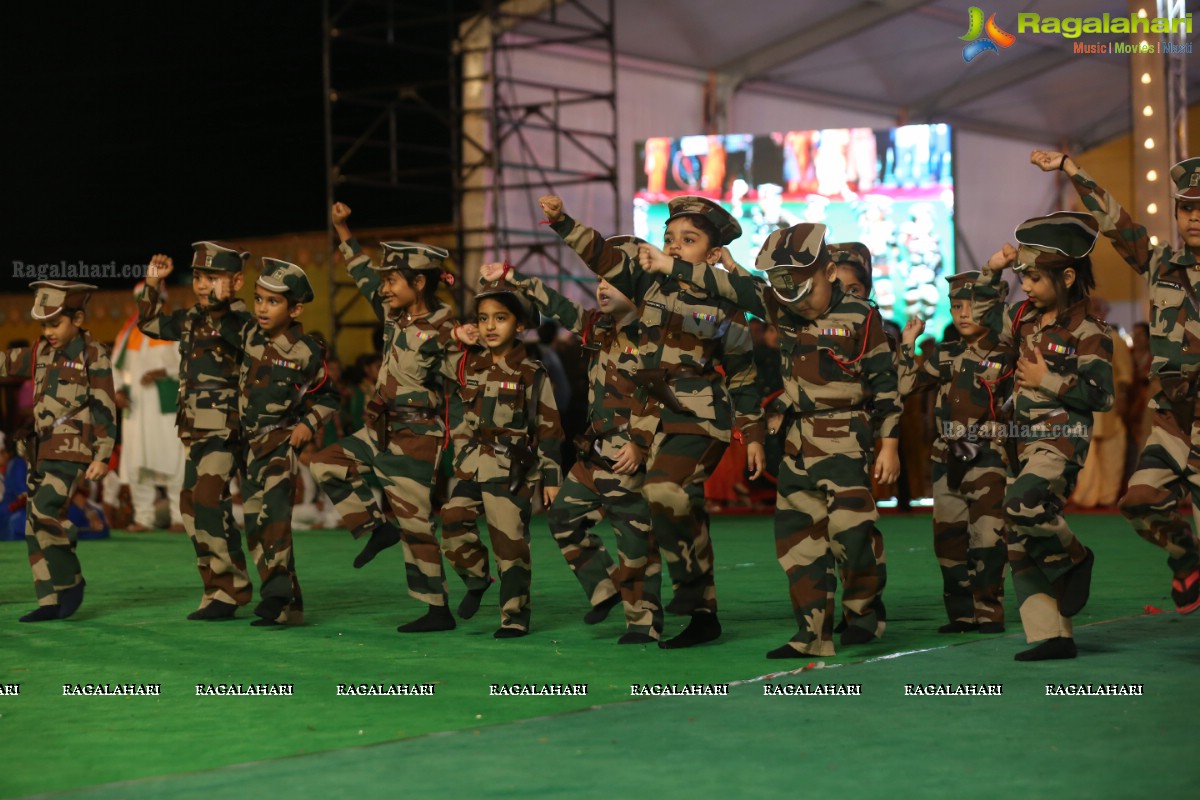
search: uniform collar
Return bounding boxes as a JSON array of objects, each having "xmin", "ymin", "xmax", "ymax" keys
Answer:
[
  {"xmin": 266, "ymin": 321, "xmax": 304, "ymax": 354},
  {"xmin": 496, "ymin": 341, "xmax": 528, "ymax": 372},
  {"xmin": 53, "ymin": 332, "xmax": 87, "ymax": 359}
]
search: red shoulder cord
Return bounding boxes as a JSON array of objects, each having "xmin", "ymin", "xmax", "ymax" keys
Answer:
[
  {"xmin": 580, "ymin": 313, "xmax": 599, "ymax": 347},
  {"xmin": 829, "ymin": 307, "xmax": 877, "ymax": 374},
  {"xmin": 977, "ymin": 300, "xmax": 1029, "ymax": 421}
]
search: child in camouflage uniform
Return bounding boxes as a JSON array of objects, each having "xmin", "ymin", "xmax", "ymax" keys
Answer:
[
  {"xmin": 1033, "ymin": 150, "xmax": 1200, "ymax": 614},
  {"xmin": 899, "ymin": 252, "xmax": 1014, "ymax": 634},
  {"xmin": 973, "ymin": 212, "xmax": 1114, "ymax": 661},
  {"xmin": 539, "ymin": 193, "xmax": 764, "ymax": 649},
  {"xmin": 0, "ymin": 281, "xmax": 117, "ymax": 621},
  {"xmin": 214, "ymin": 260, "xmax": 339, "ymax": 626},
  {"xmin": 479, "ymin": 254, "xmax": 663, "ymax": 644},
  {"xmin": 647, "ymin": 223, "xmax": 900, "ymax": 658},
  {"xmin": 440, "ymin": 282, "xmax": 564, "ymax": 638},
  {"xmin": 310, "ymin": 203, "xmax": 463, "ymax": 634},
  {"xmin": 138, "ymin": 243, "xmax": 253, "ymax": 620}
]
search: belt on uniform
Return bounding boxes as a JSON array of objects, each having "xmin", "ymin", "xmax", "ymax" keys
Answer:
[
  {"xmin": 249, "ymin": 419, "xmax": 299, "ymax": 440},
  {"xmin": 190, "ymin": 381, "xmax": 235, "ymax": 391}
]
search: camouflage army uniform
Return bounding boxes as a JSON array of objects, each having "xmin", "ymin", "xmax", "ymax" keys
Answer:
[
  {"xmin": 505, "ymin": 266, "xmax": 662, "ymax": 639},
  {"xmin": 898, "ymin": 272, "xmax": 1012, "ymax": 630},
  {"xmin": 136, "ymin": 246, "xmax": 253, "ymax": 612},
  {"xmin": 548, "ymin": 213, "xmax": 763, "ymax": 623},
  {"xmin": 440, "ymin": 334, "xmax": 564, "ymax": 633},
  {"xmin": 975, "ymin": 244, "xmax": 1113, "ymax": 645},
  {"xmin": 309, "ymin": 239, "xmax": 459, "ymax": 612},
  {"xmin": 1069, "ymin": 166, "xmax": 1200, "ymax": 607},
  {"xmin": 1, "ymin": 292, "xmax": 117, "ymax": 614},
  {"xmin": 219, "ymin": 260, "xmax": 339, "ymax": 624},
  {"xmin": 671, "ymin": 225, "xmax": 899, "ymax": 657}
]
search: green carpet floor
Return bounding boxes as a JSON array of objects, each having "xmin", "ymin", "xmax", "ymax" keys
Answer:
[{"xmin": 1, "ymin": 513, "xmax": 1197, "ymax": 798}]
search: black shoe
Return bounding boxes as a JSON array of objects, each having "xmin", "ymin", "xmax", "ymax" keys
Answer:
[
  {"xmin": 978, "ymin": 622, "xmax": 1006, "ymax": 634},
  {"xmin": 1058, "ymin": 548, "xmax": 1094, "ymax": 617},
  {"xmin": 457, "ymin": 578, "xmax": 495, "ymax": 620},
  {"xmin": 938, "ymin": 621, "xmax": 980, "ymax": 634},
  {"xmin": 57, "ymin": 580, "xmax": 86, "ymax": 619},
  {"xmin": 397, "ymin": 605, "xmax": 456, "ymax": 633},
  {"xmin": 19, "ymin": 605, "xmax": 60, "ymax": 622},
  {"xmin": 1014, "ymin": 637, "xmax": 1077, "ymax": 661},
  {"xmin": 665, "ymin": 595, "xmax": 694, "ymax": 616},
  {"xmin": 353, "ymin": 522, "xmax": 401, "ymax": 569},
  {"xmin": 661, "ymin": 612, "xmax": 722, "ymax": 649},
  {"xmin": 1171, "ymin": 569, "xmax": 1200, "ymax": 614},
  {"xmin": 618, "ymin": 632, "xmax": 657, "ymax": 645},
  {"xmin": 840, "ymin": 626, "xmax": 876, "ymax": 646},
  {"xmin": 766, "ymin": 643, "xmax": 808, "ymax": 659},
  {"xmin": 494, "ymin": 627, "xmax": 529, "ymax": 639},
  {"xmin": 250, "ymin": 617, "xmax": 285, "ymax": 627},
  {"xmin": 584, "ymin": 594, "xmax": 621, "ymax": 625},
  {"xmin": 188, "ymin": 600, "xmax": 238, "ymax": 621},
  {"xmin": 253, "ymin": 596, "xmax": 288, "ymax": 624}
]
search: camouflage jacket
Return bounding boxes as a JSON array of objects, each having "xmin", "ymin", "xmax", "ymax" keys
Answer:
[
  {"xmin": 135, "ymin": 284, "xmax": 246, "ymax": 442},
  {"xmin": 898, "ymin": 275, "xmax": 1012, "ymax": 458},
  {"xmin": 671, "ymin": 260, "xmax": 900, "ymax": 460},
  {"xmin": 0, "ymin": 332, "xmax": 117, "ymax": 465},
  {"xmin": 442, "ymin": 341, "xmax": 564, "ymax": 488},
  {"xmin": 549, "ymin": 214, "xmax": 763, "ymax": 445},
  {"xmin": 216, "ymin": 318, "xmax": 340, "ymax": 457},
  {"xmin": 505, "ymin": 269, "xmax": 657, "ymax": 458},
  {"xmin": 974, "ymin": 267, "xmax": 1114, "ymax": 448},
  {"xmin": 1070, "ymin": 168, "xmax": 1200, "ymax": 392},
  {"xmin": 341, "ymin": 238, "xmax": 458, "ymax": 439}
]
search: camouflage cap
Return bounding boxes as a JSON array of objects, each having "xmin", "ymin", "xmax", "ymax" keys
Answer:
[
  {"xmin": 377, "ymin": 241, "xmax": 449, "ymax": 273},
  {"xmin": 756, "ymin": 223, "xmax": 831, "ymax": 304},
  {"xmin": 945, "ymin": 270, "xmax": 983, "ymax": 301},
  {"xmin": 1013, "ymin": 211, "xmax": 1100, "ymax": 272},
  {"xmin": 191, "ymin": 241, "xmax": 250, "ymax": 273},
  {"xmin": 1170, "ymin": 157, "xmax": 1200, "ymax": 200},
  {"xmin": 666, "ymin": 196, "xmax": 742, "ymax": 246},
  {"xmin": 257, "ymin": 258, "xmax": 315, "ymax": 304},
  {"xmin": 475, "ymin": 279, "xmax": 537, "ymax": 328},
  {"xmin": 30, "ymin": 280, "xmax": 97, "ymax": 321}
]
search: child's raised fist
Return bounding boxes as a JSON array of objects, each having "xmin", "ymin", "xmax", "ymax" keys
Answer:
[
  {"xmin": 146, "ymin": 254, "xmax": 174, "ymax": 285},
  {"xmin": 1030, "ymin": 150, "xmax": 1067, "ymax": 173},
  {"xmin": 479, "ymin": 262, "xmax": 509, "ymax": 283},
  {"xmin": 332, "ymin": 202, "xmax": 352, "ymax": 224},
  {"xmin": 538, "ymin": 195, "xmax": 564, "ymax": 222},
  {"xmin": 987, "ymin": 243, "xmax": 1017, "ymax": 270},
  {"xmin": 901, "ymin": 316, "xmax": 925, "ymax": 347}
]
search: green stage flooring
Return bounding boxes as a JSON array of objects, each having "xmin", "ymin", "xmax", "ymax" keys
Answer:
[{"xmin": 1, "ymin": 513, "xmax": 1197, "ymax": 798}]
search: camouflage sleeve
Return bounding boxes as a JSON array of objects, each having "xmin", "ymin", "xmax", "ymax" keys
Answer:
[
  {"xmin": 341, "ymin": 238, "xmax": 387, "ymax": 321},
  {"xmin": 1069, "ymin": 168, "xmax": 1151, "ymax": 275},
  {"xmin": 896, "ymin": 342, "xmax": 941, "ymax": 398},
  {"xmin": 549, "ymin": 214, "xmax": 652, "ymax": 302},
  {"xmin": 863, "ymin": 310, "xmax": 901, "ymax": 440},
  {"xmin": 971, "ymin": 267, "xmax": 1010, "ymax": 336},
  {"xmin": 721, "ymin": 313, "xmax": 766, "ymax": 446},
  {"xmin": 298, "ymin": 348, "xmax": 340, "ymax": 435},
  {"xmin": 507, "ymin": 270, "xmax": 585, "ymax": 335},
  {"xmin": 0, "ymin": 346, "xmax": 33, "ymax": 378},
  {"xmin": 531, "ymin": 370, "xmax": 564, "ymax": 488},
  {"xmin": 1038, "ymin": 324, "xmax": 1115, "ymax": 414},
  {"xmin": 135, "ymin": 283, "xmax": 184, "ymax": 341},
  {"xmin": 670, "ymin": 260, "xmax": 768, "ymax": 319},
  {"xmin": 88, "ymin": 344, "xmax": 118, "ymax": 462}
]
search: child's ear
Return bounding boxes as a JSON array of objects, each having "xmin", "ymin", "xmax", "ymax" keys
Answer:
[
  {"xmin": 823, "ymin": 263, "xmax": 838, "ymax": 282},
  {"xmin": 71, "ymin": 310, "xmax": 86, "ymax": 327},
  {"xmin": 706, "ymin": 246, "xmax": 722, "ymax": 265},
  {"xmin": 290, "ymin": 302, "xmax": 304, "ymax": 320},
  {"xmin": 232, "ymin": 273, "xmax": 245, "ymax": 292},
  {"xmin": 412, "ymin": 273, "xmax": 426, "ymax": 293},
  {"xmin": 1061, "ymin": 267, "xmax": 1076, "ymax": 289}
]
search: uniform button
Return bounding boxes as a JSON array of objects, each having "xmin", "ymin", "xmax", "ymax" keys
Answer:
[{"xmin": 800, "ymin": 356, "xmax": 806, "ymax": 362}]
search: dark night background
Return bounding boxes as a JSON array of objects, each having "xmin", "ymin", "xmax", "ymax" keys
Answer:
[{"xmin": 2, "ymin": 1, "xmax": 475, "ymax": 286}]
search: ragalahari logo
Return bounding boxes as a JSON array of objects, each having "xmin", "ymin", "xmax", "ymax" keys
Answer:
[{"xmin": 960, "ymin": 7, "xmax": 1016, "ymax": 63}]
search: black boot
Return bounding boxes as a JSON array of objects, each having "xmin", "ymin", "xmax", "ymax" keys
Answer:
[
  {"xmin": 1014, "ymin": 637, "xmax": 1077, "ymax": 661},
  {"xmin": 583, "ymin": 593, "xmax": 621, "ymax": 625},
  {"xmin": 397, "ymin": 604, "xmax": 456, "ymax": 633},
  {"xmin": 188, "ymin": 600, "xmax": 238, "ymax": 621},
  {"xmin": 57, "ymin": 580, "xmax": 86, "ymax": 619},
  {"xmin": 661, "ymin": 612, "xmax": 722, "ymax": 649},
  {"xmin": 456, "ymin": 578, "xmax": 495, "ymax": 620},
  {"xmin": 1058, "ymin": 548, "xmax": 1095, "ymax": 617},
  {"xmin": 353, "ymin": 522, "xmax": 401, "ymax": 569}
]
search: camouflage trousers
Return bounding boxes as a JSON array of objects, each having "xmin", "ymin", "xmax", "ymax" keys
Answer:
[
  {"xmin": 642, "ymin": 432, "xmax": 728, "ymax": 615},
  {"xmin": 442, "ymin": 477, "xmax": 534, "ymax": 631},
  {"xmin": 1117, "ymin": 408, "xmax": 1200, "ymax": 580},
  {"xmin": 548, "ymin": 457, "xmax": 662, "ymax": 638},
  {"xmin": 25, "ymin": 459, "xmax": 86, "ymax": 606},
  {"xmin": 1005, "ymin": 440, "xmax": 1088, "ymax": 643},
  {"xmin": 310, "ymin": 427, "xmax": 447, "ymax": 607},
  {"xmin": 181, "ymin": 433, "xmax": 251, "ymax": 608},
  {"xmin": 775, "ymin": 450, "xmax": 885, "ymax": 656},
  {"xmin": 931, "ymin": 444, "xmax": 1007, "ymax": 625},
  {"xmin": 242, "ymin": 435, "xmax": 303, "ymax": 623}
]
